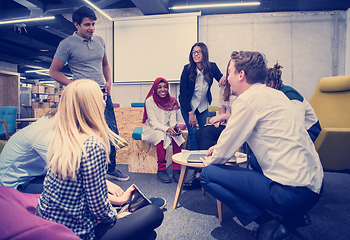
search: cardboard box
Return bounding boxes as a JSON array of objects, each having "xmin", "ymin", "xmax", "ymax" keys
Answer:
[
  {"xmin": 49, "ymin": 94, "xmax": 60, "ymax": 102},
  {"xmin": 32, "ymin": 102, "xmax": 51, "ymax": 109},
  {"xmin": 55, "ymin": 88, "xmax": 63, "ymax": 95},
  {"xmin": 32, "ymin": 85, "xmax": 45, "ymax": 94},
  {"xmin": 45, "ymin": 86, "xmax": 55, "ymax": 94}
]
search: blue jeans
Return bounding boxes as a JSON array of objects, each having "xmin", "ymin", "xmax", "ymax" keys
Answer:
[
  {"xmin": 200, "ymin": 165, "xmax": 321, "ymax": 226},
  {"xmin": 180, "ymin": 108, "xmax": 208, "ymax": 150},
  {"xmin": 104, "ymin": 94, "xmax": 119, "ymax": 173},
  {"xmin": 17, "ymin": 175, "xmax": 46, "ymax": 194}
]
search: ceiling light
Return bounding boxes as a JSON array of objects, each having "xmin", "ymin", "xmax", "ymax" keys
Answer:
[
  {"xmin": 25, "ymin": 69, "xmax": 49, "ymax": 73},
  {"xmin": 169, "ymin": 2, "xmax": 260, "ymax": 10},
  {"xmin": 84, "ymin": 0, "xmax": 112, "ymax": 21},
  {"xmin": 0, "ymin": 16, "xmax": 55, "ymax": 25}
]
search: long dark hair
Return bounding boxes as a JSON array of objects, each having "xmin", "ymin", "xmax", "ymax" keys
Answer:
[{"xmin": 188, "ymin": 42, "xmax": 211, "ymax": 83}]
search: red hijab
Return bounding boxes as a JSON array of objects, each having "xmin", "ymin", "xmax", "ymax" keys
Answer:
[{"xmin": 142, "ymin": 77, "xmax": 180, "ymax": 124}]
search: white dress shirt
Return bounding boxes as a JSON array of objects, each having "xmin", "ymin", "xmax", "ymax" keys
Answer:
[
  {"xmin": 191, "ymin": 68, "xmax": 209, "ymax": 113},
  {"xmin": 209, "ymin": 84, "xmax": 323, "ymax": 194},
  {"xmin": 142, "ymin": 97, "xmax": 185, "ymax": 149}
]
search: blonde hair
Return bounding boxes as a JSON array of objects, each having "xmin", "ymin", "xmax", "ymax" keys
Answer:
[{"xmin": 42, "ymin": 79, "xmax": 122, "ymax": 180}]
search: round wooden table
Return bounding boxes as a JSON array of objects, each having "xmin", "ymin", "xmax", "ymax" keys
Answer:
[{"xmin": 172, "ymin": 151, "xmax": 247, "ymax": 222}]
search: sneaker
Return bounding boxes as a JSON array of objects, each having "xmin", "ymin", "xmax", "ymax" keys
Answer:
[
  {"xmin": 173, "ymin": 170, "xmax": 180, "ymax": 183},
  {"xmin": 149, "ymin": 197, "xmax": 167, "ymax": 209},
  {"xmin": 157, "ymin": 170, "xmax": 171, "ymax": 183},
  {"xmin": 107, "ymin": 169, "xmax": 130, "ymax": 181}
]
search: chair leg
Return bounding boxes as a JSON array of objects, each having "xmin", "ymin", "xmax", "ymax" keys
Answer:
[
  {"xmin": 0, "ymin": 119, "xmax": 9, "ymax": 140},
  {"xmin": 217, "ymin": 199, "xmax": 223, "ymax": 223}
]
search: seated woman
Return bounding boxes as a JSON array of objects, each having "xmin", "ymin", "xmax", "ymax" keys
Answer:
[
  {"xmin": 142, "ymin": 77, "xmax": 184, "ymax": 184},
  {"xmin": 36, "ymin": 79, "xmax": 163, "ymax": 240},
  {"xmin": 199, "ymin": 83, "xmax": 236, "ymax": 150},
  {"xmin": 265, "ymin": 63, "xmax": 321, "ymax": 142},
  {"xmin": 185, "ymin": 82, "xmax": 236, "ymax": 189}
]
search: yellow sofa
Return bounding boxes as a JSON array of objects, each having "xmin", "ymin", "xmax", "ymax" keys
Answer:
[{"xmin": 309, "ymin": 74, "xmax": 350, "ymax": 171}]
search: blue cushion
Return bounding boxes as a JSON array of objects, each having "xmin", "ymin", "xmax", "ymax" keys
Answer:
[
  {"xmin": 0, "ymin": 106, "xmax": 18, "ymax": 136},
  {"xmin": 131, "ymin": 102, "xmax": 144, "ymax": 108},
  {"xmin": 132, "ymin": 127, "xmax": 143, "ymax": 140}
]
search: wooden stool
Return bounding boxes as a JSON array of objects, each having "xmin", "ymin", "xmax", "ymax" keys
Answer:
[{"xmin": 128, "ymin": 127, "xmax": 173, "ymax": 173}]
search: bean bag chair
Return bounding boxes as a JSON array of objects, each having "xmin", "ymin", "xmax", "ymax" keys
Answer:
[{"xmin": 0, "ymin": 186, "xmax": 80, "ymax": 240}]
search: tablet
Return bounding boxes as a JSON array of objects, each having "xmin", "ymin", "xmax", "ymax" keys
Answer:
[{"xmin": 128, "ymin": 184, "xmax": 152, "ymax": 212}]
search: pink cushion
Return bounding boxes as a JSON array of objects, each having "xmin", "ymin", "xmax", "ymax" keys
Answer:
[
  {"xmin": 0, "ymin": 186, "xmax": 80, "ymax": 240},
  {"xmin": 113, "ymin": 103, "xmax": 120, "ymax": 108}
]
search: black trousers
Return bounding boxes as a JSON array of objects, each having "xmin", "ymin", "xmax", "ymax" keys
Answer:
[
  {"xmin": 196, "ymin": 124, "xmax": 226, "ymax": 150},
  {"xmin": 95, "ymin": 204, "xmax": 163, "ymax": 240}
]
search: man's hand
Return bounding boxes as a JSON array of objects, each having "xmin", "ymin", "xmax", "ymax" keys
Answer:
[
  {"xmin": 106, "ymin": 180, "xmax": 124, "ymax": 197},
  {"xmin": 105, "ymin": 80, "xmax": 111, "ymax": 95},
  {"xmin": 206, "ymin": 145, "xmax": 215, "ymax": 156},
  {"xmin": 200, "ymin": 155, "xmax": 212, "ymax": 167},
  {"xmin": 188, "ymin": 111, "xmax": 197, "ymax": 128}
]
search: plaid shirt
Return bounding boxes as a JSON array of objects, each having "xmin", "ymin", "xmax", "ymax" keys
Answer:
[{"xmin": 36, "ymin": 137, "xmax": 116, "ymax": 240}]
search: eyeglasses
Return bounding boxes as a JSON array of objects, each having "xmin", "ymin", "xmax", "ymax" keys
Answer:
[{"xmin": 192, "ymin": 50, "xmax": 202, "ymax": 55}]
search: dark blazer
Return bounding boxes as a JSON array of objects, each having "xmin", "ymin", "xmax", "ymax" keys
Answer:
[{"xmin": 179, "ymin": 62, "xmax": 223, "ymax": 113}]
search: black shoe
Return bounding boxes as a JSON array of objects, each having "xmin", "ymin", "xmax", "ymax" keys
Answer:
[
  {"xmin": 281, "ymin": 213, "xmax": 312, "ymax": 229},
  {"xmin": 173, "ymin": 170, "xmax": 180, "ymax": 183},
  {"xmin": 257, "ymin": 218, "xmax": 293, "ymax": 240},
  {"xmin": 157, "ymin": 170, "xmax": 171, "ymax": 183},
  {"xmin": 183, "ymin": 175, "xmax": 201, "ymax": 190}
]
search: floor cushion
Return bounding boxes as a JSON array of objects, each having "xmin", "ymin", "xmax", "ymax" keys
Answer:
[{"xmin": 0, "ymin": 186, "xmax": 80, "ymax": 240}]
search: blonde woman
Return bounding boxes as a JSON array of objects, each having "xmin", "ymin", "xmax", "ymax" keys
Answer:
[{"xmin": 36, "ymin": 80, "xmax": 163, "ymax": 240}]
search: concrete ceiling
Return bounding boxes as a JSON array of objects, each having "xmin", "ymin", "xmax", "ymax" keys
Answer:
[{"xmin": 0, "ymin": 0, "xmax": 349, "ymax": 83}]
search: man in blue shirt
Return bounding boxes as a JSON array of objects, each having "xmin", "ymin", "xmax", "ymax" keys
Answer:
[
  {"xmin": 49, "ymin": 6, "xmax": 128, "ymax": 181},
  {"xmin": 0, "ymin": 116, "xmax": 52, "ymax": 193}
]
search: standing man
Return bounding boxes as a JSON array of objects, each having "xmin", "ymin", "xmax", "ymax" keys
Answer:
[
  {"xmin": 49, "ymin": 6, "xmax": 129, "ymax": 181},
  {"xmin": 200, "ymin": 51, "xmax": 323, "ymax": 240}
]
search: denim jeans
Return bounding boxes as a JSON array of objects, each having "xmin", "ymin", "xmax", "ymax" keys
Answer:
[
  {"xmin": 104, "ymin": 94, "xmax": 119, "ymax": 173},
  {"xmin": 180, "ymin": 108, "xmax": 208, "ymax": 150},
  {"xmin": 17, "ymin": 175, "xmax": 46, "ymax": 194},
  {"xmin": 200, "ymin": 165, "xmax": 321, "ymax": 226}
]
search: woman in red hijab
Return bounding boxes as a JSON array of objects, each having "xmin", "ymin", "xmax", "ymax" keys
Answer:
[{"xmin": 142, "ymin": 77, "xmax": 185, "ymax": 183}]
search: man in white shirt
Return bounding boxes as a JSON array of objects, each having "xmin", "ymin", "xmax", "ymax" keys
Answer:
[{"xmin": 200, "ymin": 51, "xmax": 323, "ymax": 240}]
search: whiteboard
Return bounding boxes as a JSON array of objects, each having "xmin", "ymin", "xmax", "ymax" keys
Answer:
[{"xmin": 113, "ymin": 12, "xmax": 199, "ymax": 83}]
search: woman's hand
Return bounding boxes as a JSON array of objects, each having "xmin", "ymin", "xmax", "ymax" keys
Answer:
[
  {"xmin": 218, "ymin": 75, "xmax": 226, "ymax": 87},
  {"xmin": 209, "ymin": 113, "xmax": 231, "ymax": 127},
  {"xmin": 167, "ymin": 126, "xmax": 181, "ymax": 136},
  {"xmin": 106, "ymin": 180, "xmax": 124, "ymax": 197},
  {"xmin": 108, "ymin": 185, "xmax": 135, "ymax": 206},
  {"xmin": 117, "ymin": 211, "xmax": 131, "ymax": 219},
  {"xmin": 188, "ymin": 111, "xmax": 197, "ymax": 128}
]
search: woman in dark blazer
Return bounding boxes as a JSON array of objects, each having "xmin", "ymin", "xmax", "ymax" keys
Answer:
[{"xmin": 179, "ymin": 42, "xmax": 224, "ymax": 151}]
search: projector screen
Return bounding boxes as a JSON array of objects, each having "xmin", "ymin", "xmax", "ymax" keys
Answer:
[{"xmin": 113, "ymin": 12, "xmax": 199, "ymax": 83}]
